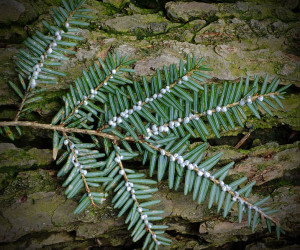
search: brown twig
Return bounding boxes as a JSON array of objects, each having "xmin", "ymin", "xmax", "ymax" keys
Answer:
[
  {"xmin": 14, "ymin": 89, "xmax": 29, "ymax": 121},
  {"xmin": 0, "ymin": 121, "xmax": 135, "ymax": 142},
  {"xmin": 234, "ymin": 125, "xmax": 253, "ymax": 150}
]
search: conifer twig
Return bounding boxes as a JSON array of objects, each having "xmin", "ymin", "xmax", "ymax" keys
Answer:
[
  {"xmin": 147, "ymin": 92, "xmax": 280, "ymax": 136},
  {"xmin": 98, "ymin": 64, "xmax": 205, "ymax": 131},
  {"xmin": 14, "ymin": 3, "xmax": 87, "ymax": 122},
  {"xmin": 137, "ymin": 139, "xmax": 280, "ymax": 227},
  {"xmin": 113, "ymin": 145, "xmax": 161, "ymax": 245},
  {"xmin": 61, "ymin": 65, "xmax": 123, "ymax": 125},
  {"xmin": 63, "ymin": 132, "xmax": 96, "ymax": 207}
]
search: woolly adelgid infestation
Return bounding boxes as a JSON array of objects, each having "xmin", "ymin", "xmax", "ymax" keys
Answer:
[{"xmin": 0, "ymin": 0, "xmax": 292, "ymax": 249}]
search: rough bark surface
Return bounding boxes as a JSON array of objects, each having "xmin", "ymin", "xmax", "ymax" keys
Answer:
[{"xmin": 0, "ymin": 0, "xmax": 299, "ymax": 249}]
